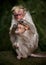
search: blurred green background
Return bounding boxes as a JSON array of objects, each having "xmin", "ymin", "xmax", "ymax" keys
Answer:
[{"xmin": 0, "ymin": 0, "xmax": 46, "ymax": 65}]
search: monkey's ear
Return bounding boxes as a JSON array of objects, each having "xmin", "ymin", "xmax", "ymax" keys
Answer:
[{"xmin": 11, "ymin": 6, "xmax": 16, "ymax": 13}]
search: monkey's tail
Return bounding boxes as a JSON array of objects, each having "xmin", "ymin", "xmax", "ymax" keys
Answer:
[{"xmin": 30, "ymin": 53, "xmax": 46, "ymax": 57}]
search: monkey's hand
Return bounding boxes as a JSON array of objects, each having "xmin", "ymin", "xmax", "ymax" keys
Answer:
[{"xmin": 9, "ymin": 24, "xmax": 18, "ymax": 35}]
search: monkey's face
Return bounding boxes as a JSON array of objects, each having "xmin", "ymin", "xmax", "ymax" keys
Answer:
[
  {"xmin": 15, "ymin": 24, "xmax": 25, "ymax": 34},
  {"xmin": 14, "ymin": 9, "xmax": 24, "ymax": 21},
  {"xmin": 15, "ymin": 24, "xmax": 29, "ymax": 34}
]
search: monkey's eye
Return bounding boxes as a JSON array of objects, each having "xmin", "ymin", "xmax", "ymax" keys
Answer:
[{"xmin": 14, "ymin": 14, "xmax": 21, "ymax": 17}]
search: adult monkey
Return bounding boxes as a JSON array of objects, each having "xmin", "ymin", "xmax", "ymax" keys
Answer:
[{"xmin": 9, "ymin": 5, "xmax": 46, "ymax": 59}]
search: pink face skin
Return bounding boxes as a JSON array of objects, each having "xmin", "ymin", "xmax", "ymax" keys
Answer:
[{"xmin": 14, "ymin": 9, "xmax": 24, "ymax": 21}]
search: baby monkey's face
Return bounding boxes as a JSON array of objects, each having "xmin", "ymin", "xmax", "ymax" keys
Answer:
[
  {"xmin": 17, "ymin": 24, "xmax": 25, "ymax": 33},
  {"xmin": 17, "ymin": 24, "xmax": 29, "ymax": 33},
  {"xmin": 15, "ymin": 23, "xmax": 29, "ymax": 34}
]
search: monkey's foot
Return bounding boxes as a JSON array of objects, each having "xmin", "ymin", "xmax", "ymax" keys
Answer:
[{"xmin": 17, "ymin": 56, "xmax": 21, "ymax": 60}]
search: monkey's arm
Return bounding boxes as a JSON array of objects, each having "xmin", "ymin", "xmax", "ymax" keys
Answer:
[
  {"xmin": 10, "ymin": 15, "xmax": 17, "ymax": 31},
  {"xmin": 9, "ymin": 24, "xmax": 18, "ymax": 36}
]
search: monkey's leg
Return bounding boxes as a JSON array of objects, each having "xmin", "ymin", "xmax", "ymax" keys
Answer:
[
  {"xmin": 18, "ymin": 45, "xmax": 29, "ymax": 58},
  {"xmin": 16, "ymin": 49, "xmax": 22, "ymax": 59}
]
